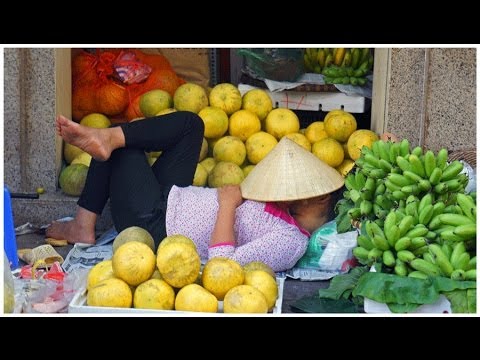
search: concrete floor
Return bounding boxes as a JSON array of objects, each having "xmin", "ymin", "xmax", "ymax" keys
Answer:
[{"xmin": 13, "ymin": 231, "xmax": 330, "ymax": 314}]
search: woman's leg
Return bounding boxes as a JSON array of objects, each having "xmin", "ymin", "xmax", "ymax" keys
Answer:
[{"xmin": 47, "ymin": 112, "xmax": 204, "ymax": 244}]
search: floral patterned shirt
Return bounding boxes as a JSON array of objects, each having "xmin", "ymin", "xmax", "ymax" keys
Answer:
[{"xmin": 165, "ymin": 185, "xmax": 309, "ymax": 272}]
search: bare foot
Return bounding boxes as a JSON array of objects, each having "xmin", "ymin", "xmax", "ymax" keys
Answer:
[
  {"xmin": 56, "ymin": 115, "xmax": 114, "ymax": 161},
  {"xmin": 46, "ymin": 219, "xmax": 96, "ymax": 245}
]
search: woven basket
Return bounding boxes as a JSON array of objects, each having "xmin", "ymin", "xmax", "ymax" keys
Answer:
[{"xmin": 448, "ymin": 149, "xmax": 476, "ymax": 169}]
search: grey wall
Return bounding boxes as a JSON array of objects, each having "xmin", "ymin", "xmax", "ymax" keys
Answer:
[{"xmin": 385, "ymin": 48, "xmax": 476, "ymax": 152}]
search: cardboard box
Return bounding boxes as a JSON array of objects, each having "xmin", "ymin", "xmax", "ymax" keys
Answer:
[{"xmin": 69, "ymin": 277, "xmax": 285, "ymax": 314}]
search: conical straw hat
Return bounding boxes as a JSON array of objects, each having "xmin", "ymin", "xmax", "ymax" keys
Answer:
[{"xmin": 241, "ymin": 137, "xmax": 345, "ymax": 201}]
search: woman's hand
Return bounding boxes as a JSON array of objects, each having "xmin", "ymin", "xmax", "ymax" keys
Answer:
[{"xmin": 217, "ymin": 185, "xmax": 244, "ymax": 209}]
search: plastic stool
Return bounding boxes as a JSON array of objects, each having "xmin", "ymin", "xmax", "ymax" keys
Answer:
[{"xmin": 4, "ymin": 186, "xmax": 19, "ymax": 269}]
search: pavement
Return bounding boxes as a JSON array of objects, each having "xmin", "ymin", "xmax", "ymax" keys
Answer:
[{"xmin": 13, "ymin": 231, "xmax": 331, "ymax": 314}]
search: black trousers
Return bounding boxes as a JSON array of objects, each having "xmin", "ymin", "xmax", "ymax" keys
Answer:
[{"xmin": 77, "ymin": 111, "xmax": 205, "ymax": 245}]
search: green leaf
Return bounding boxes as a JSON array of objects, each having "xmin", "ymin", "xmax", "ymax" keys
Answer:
[
  {"xmin": 335, "ymin": 198, "xmax": 355, "ymax": 234},
  {"xmin": 291, "ymin": 295, "xmax": 360, "ymax": 313},
  {"xmin": 387, "ymin": 302, "xmax": 421, "ymax": 313},
  {"xmin": 443, "ymin": 288, "xmax": 477, "ymax": 313},
  {"xmin": 432, "ymin": 277, "xmax": 476, "ymax": 292},
  {"xmin": 318, "ymin": 266, "xmax": 368, "ymax": 300},
  {"xmin": 352, "ymin": 272, "xmax": 439, "ymax": 305}
]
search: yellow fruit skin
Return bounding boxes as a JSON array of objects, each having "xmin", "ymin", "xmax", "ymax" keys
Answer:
[
  {"xmin": 87, "ymin": 278, "xmax": 132, "ymax": 308},
  {"xmin": 208, "ymin": 83, "xmax": 242, "ymax": 115},
  {"xmin": 201, "ymin": 257, "xmax": 245, "ymax": 300},
  {"xmin": 198, "ymin": 106, "xmax": 229, "ymax": 139},
  {"xmin": 112, "ymin": 226, "xmax": 155, "ymax": 253},
  {"xmin": 158, "ymin": 234, "xmax": 197, "ymax": 252},
  {"xmin": 245, "ymin": 131, "xmax": 278, "ymax": 165},
  {"xmin": 336, "ymin": 159, "xmax": 355, "ymax": 176},
  {"xmin": 133, "ymin": 279, "xmax": 175, "ymax": 310},
  {"xmin": 175, "ymin": 284, "xmax": 218, "ymax": 313},
  {"xmin": 283, "ymin": 133, "xmax": 311, "ymax": 152},
  {"xmin": 324, "ymin": 112, "xmax": 357, "ymax": 142},
  {"xmin": 228, "ymin": 109, "xmax": 261, "ymax": 142},
  {"xmin": 80, "ymin": 113, "xmax": 111, "ymax": 128},
  {"xmin": 265, "ymin": 108, "xmax": 300, "ymax": 140},
  {"xmin": 347, "ymin": 129, "xmax": 379, "ymax": 160},
  {"xmin": 304, "ymin": 121, "xmax": 328, "ymax": 144},
  {"xmin": 312, "ymin": 138, "xmax": 345, "ymax": 167},
  {"xmin": 112, "ymin": 241, "xmax": 156, "ymax": 286},
  {"xmin": 241, "ymin": 89, "xmax": 273, "ymax": 121},
  {"xmin": 243, "ymin": 261, "xmax": 276, "ymax": 279},
  {"xmin": 87, "ymin": 260, "xmax": 115, "ymax": 290},
  {"xmin": 207, "ymin": 161, "xmax": 245, "ymax": 188},
  {"xmin": 212, "ymin": 136, "xmax": 246, "ymax": 166},
  {"xmin": 173, "ymin": 83, "xmax": 208, "ymax": 114},
  {"xmin": 193, "ymin": 163, "xmax": 208, "ymax": 187},
  {"xmin": 223, "ymin": 285, "xmax": 268, "ymax": 313},
  {"xmin": 156, "ymin": 243, "xmax": 201, "ymax": 288},
  {"xmin": 243, "ymin": 270, "xmax": 278, "ymax": 311}
]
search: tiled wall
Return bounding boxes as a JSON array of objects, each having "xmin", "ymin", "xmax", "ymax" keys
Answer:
[{"xmin": 385, "ymin": 48, "xmax": 476, "ymax": 152}]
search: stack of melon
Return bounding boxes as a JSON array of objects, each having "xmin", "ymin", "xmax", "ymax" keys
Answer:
[{"xmin": 86, "ymin": 226, "xmax": 278, "ymax": 313}]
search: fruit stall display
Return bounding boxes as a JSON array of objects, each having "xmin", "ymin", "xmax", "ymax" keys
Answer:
[{"xmin": 79, "ymin": 231, "xmax": 280, "ymax": 313}]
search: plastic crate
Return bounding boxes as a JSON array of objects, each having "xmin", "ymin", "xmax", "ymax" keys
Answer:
[{"xmin": 69, "ymin": 276, "xmax": 285, "ymax": 314}]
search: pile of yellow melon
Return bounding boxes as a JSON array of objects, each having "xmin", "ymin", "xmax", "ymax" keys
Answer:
[{"xmin": 86, "ymin": 226, "xmax": 278, "ymax": 313}]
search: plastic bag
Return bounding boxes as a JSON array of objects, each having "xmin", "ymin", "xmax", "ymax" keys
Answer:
[
  {"xmin": 237, "ymin": 48, "xmax": 305, "ymax": 82},
  {"xmin": 114, "ymin": 51, "xmax": 152, "ymax": 85},
  {"xmin": 286, "ymin": 220, "xmax": 358, "ymax": 280}
]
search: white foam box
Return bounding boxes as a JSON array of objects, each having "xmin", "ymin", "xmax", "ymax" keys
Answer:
[
  {"xmin": 69, "ymin": 277, "xmax": 285, "ymax": 314},
  {"xmin": 238, "ymin": 84, "xmax": 366, "ymax": 113}
]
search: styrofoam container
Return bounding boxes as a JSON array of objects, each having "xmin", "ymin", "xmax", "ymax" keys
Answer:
[{"xmin": 69, "ymin": 277, "xmax": 285, "ymax": 314}]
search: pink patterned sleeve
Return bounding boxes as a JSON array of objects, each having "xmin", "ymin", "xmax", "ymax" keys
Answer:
[{"xmin": 207, "ymin": 231, "xmax": 308, "ymax": 272}]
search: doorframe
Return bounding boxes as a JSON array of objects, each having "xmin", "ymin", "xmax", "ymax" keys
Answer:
[{"xmin": 371, "ymin": 48, "xmax": 391, "ymax": 135}]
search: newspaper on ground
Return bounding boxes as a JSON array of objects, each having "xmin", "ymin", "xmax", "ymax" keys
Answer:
[{"xmin": 62, "ymin": 243, "xmax": 113, "ymax": 273}]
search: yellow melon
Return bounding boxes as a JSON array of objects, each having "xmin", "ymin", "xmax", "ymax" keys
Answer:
[
  {"xmin": 245, "ymin": 131, "xmax": 278, "ymax": 165},
  {"xmin": 283, "ymin": 133, "xmax": 311, "ymax": 152},
  {"xmin": 173, "ymin": 83, "xmax": 209, "ymax": 113},
  {"xmin": 243, "ymin": 261, "xmax": 276, "ymax": 279},
  {"xmin": 192, "ymin": 163, "xmax": 208, "ymax": 187},
  {"xmin": 212, "ymin": 136, "xmax": 246, "ymax": 166},
  {"xmin": 228, "ymin": 109, "xmax": 261, "ymax": 142},
  {"xmin": 155, "ymin": 108, "xmax": 177, "ymax": 116},
  {"xmin": 112, "ymin": 241, "xmax": 156, "ymax": 286},
  {"xmin": 158, "ymin": 234, "xmax": 197, "ymax": 252},
  {"xmin": 112, "ymin": 226, "xmax": 155, "ymax": 254},
  {"xmin": 324, "ymin": 111, "xmax": 357, "ymax": 142},
  {"xmin": 133, "ymin": 279, "xmax": 175, "ymax": 310},
  {"xmin": 87, "ymin": 260, "xmax": 115, "ymax": 291},
  {"xmin": 243, "ymin": 270, "xmax": 278, "ymax": 311},
  {"xmin": 312, "ymin": 137, "xmax": 345, "ymax": 167},
  {"xmin": 241, "ymin": 88, "xmax": 273, "ymax": 121},
  {"xmin": 265, "ymin": 108, "xmax": 300, "ymax": 140},
  {"xmin": 198, "ymin": 106, "xmax": 229, "ymax": 139},
  {"xmin": 71, "ymin": 152, "xmax": 92, "ymax": 167},
  {"xmin": 347, "ymin": 129, "xmax": 380, "ymax": 161},
  {"xmin": 223, "ymin": 285, "xmax": 268, "ymax": 313},
  {"xmin": 198, "ymin": 138, "xmax": 208, "ymax": 162},
  {"xmin": 156, "ymin": 242, "xmax": 201, "ymax": 288},
  {"xmin": 201, "ymin": 257, "xmax": 245, "ymax": 300},
  {"xmin": 305, "ymin": 121, "xmax": 328, "ymax": 144},
  {"xmin": 207, "ymin": 161, "xmax": 245, "ymax": 188},
  {"xmin": 87, "ymin": 278, "xmax": 132, "ymax": 308},
  {"xmin": 335, "ymin": 159, "xmax": 356, "ymax": 176},
  {"xmin": 200, "ymin": 157, "xmax": 217, "ymax": 174},
  {"xmin": 175, "ymin": 284, "xmax": 218, "ymax": 313},
  {"xmin": 80, "ymin": 113, "xmax": 111, "ymax": 128},
  {"xmin": 242, "ymin": 164, "xmax": 256, "ymax": 178},
  {"xmin": 63, "ymin": 143, "xmax": 84, "ymax": 164},
  {"xmin": 208, "ymin": 83, "xmax": 242, "ymax": 115},
  {"xmin": 139, "ymin": 89, "xmax": 173, "ymax": 117}
]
